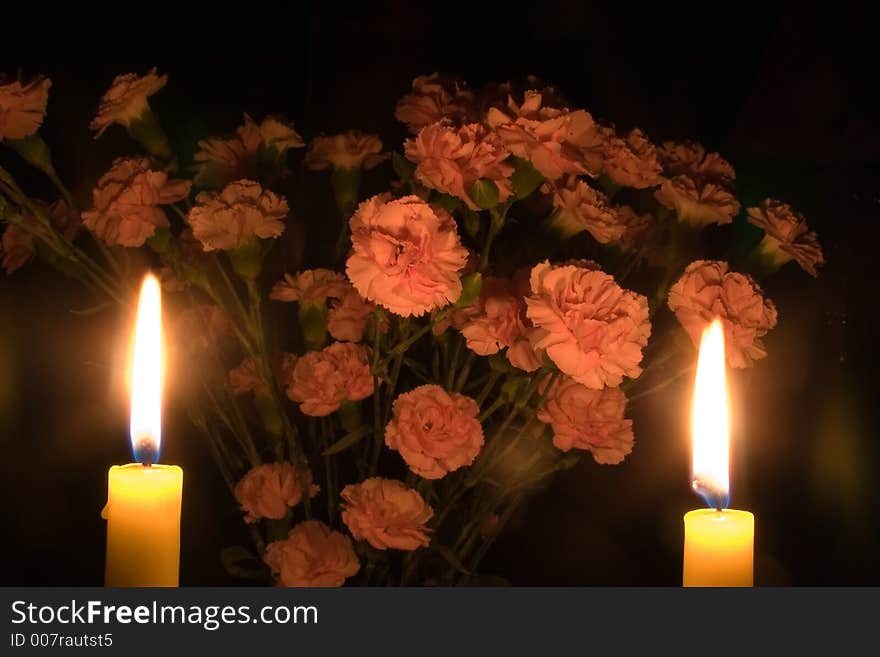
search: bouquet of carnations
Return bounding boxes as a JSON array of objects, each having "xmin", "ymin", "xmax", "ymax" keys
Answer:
[{"xmin": 0, "ymin": 69, "xmax": 822, "ymax": 585}]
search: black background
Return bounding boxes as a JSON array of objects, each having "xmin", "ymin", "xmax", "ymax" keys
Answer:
[{"xmin": 1, "ymin": 1, "xmax": 878, "ymax": 585}]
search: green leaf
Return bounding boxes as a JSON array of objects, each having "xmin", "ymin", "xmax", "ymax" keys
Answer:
[
  {"xmin": 556, "ymin": 451, "xmax": 582, "ymax": 471},
  {"xmin": 501, "ymin": 376, "xmax": 527, "ymax": 402},
  {"xmin": 146, "ymin": 227, "xmax": 173, "ymax": 255},
  {"xmin": 469, "ymin": 178, "xmax": 500, "ymax": 210},
  {"xmin": 322, "ymin": 425, "xmax": 373, "ymax": 456},
  {"xmin": 392, "ymin": 152, "xmax": 416, "ymax": 181},
  {"xmin": 433, "ymin": 544, "xmax": 472, "ymax": 576},
  {"xmin": 462, "ymin": 208, "xmax": 482, "ymax": 238},
  {"xmin": 431, "ymin": 192, "xmax": 461, "ymax": 214},
  {"xmin": 454, "ymin": 272, "xmax": 482, "ymax": 309},
  {"xmin": 220, "ymin": 546, "xmax": 269, "ymax": 580},
  {"xmin": 511, "ymin": 157, "xmax": 544, "ymax": 199},
  {"xmin": 488, "ymin": 351, "xmax": 513, "ymax": 373}
]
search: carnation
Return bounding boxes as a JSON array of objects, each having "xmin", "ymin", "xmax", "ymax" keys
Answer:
[
  {"xmin": 526, "ymin": 261, "xmax": 651, "ymax": 389},
  {"xmin": 385, "ymin": 384, "xmax": 484, "ymax": 479},
  {"xmin": 187, "ymin": 179, "xmax": 288, "ymax": 251},
  {"xmin": 229, "ymin": 353, "xmax": 297, "ymax": 396},
  {"xmin": 90, "ymin": 68, "xmax": 167, "ymax": 136},
  {"xmin": 654, "ymin": 175, "xmax": 740, "ymax": 227},
  {"xmin": 0, "ymin": 75, "xmax": 51, "ymax": 141},
  {"xmin": 601, "ymin": 128, "xmax": 664, "ymax": 189},
  {"xmin": 327, "ymin": 287, "xmax": 378, "ymax": 342},
  {"xmin": 537, "ymin": 377, "xmax": 634, "ymax": 464},
  {"xmin": 304, "ymin": 131, "xmax": 387, "ymax": 171},
  {"xmin": 286, "ymin": 342, "xmax": 374, "ymax": 416},
  {"xmin": 82, "ymin": 157, "xmax": 191, "ymax": 247},
  {"xmin": 269, "ymin": 269, "xmax": 350, "ymax": 306},
  {"xmin": 486, "ymin": 90, "xmax": 607, "ymax": 181},
  {"xmin": 264, "ymin": 520, "xmax": 360, "ymax": 587},
  {"xmin": 658, "ymin": 141, "xmax": 736, "ymax": 181},
  {"xmin": 668, "ymin": 260, "xmax": 778, "ymax": 368},
  {"xmin": 615, "ymin": 205, "xmax": 655, "ymax": 252},
  {"xmin": 1, "ymin": 225, "xmax": 34, "ymax": 274},
  {"xmin": 341, "ymin": 478, "xmax": 433, "ymax": 550},
  {"xmin": 194, "ymin": 114, "xmax": 303, "ymax": 188},
  {"xmin": 234, "ymin": 462, "xmax": 318, "ymax": 523},
  {"xmin": 346, "ymin": 194, "xmax": 468, "ymax": 317},
  {"xmin": 747, "ymin": 199, "xmax": 824, "ymax": 277},
  {"xmin": 395, "ymin": 73, "xmax": 476, "ymax": 133},
  {"xmin": 405, "ymin": 122, "xmax": 513, "ymax": 210},
  {"xmin": 548, "ymin": 176, "xmax": 623, "ymax": 243}
]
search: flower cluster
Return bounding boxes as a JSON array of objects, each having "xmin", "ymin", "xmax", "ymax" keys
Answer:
[{"xmin": 0, "ymin": 65, "xmax": 825, "ymax": 589}]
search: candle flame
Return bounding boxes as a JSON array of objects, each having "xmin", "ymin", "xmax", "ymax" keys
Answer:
[
  {"xmin": 691, "ymin": 318, "xmax": 730, "ymax": 509},
  {"xmin": 129, "ymin": 273, "xmax": 163, "ymax": 465}
]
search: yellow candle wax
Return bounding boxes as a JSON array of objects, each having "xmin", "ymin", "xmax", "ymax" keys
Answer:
[
  {"xmin": 683, "ymin": 509, "xmax": 753, "ymax": 587},
  {"xmin": 103, "ymin": 463, "xmax": 182, "ymax": 587}
]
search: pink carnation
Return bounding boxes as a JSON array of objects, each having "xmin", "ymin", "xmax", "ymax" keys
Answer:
[
  {"xmin": 187, "ymin": 179, "xmax": 287, "ymax": 251},
  {"xmin": 346, "ymin": 194, "xmax": 468, "ymax": 317},
  {"xmin": 0, "ymin": 75, "xmax": 51, "ymax": 140},
  {"xmin": 602, "ymin": 128, "xmax": 664, "ymax": 189},
  {"xmin": 549, "ymin": 176, "xmax": 623, "ymax": 243},
  {"xmin": 341, "ymin": 478, "xmax": 433, "ymax": 551},
  {"xmin": 395, "ymin": 73, "xmax": 476, "ymax": 133},
  {"xmin": 654, "ymin": 175, "xmax": 740, "ymax": 227},
  {"xmin": 82, "ymin": 157, "xmax": 191, "ymax": 247},
  {"xmin": 538, "ymin": 377, "xmax": 634, "ymax": 464},
  {"xmin": 174, "ymin": 304, "xmax": 233, "ymax": 351},
  {"xmin": 90, "ymin": 68, "xmax": 166, "ymax": 136},
  {"xmin": 747, "ymin": 199, "xmax": 824, "ymax": 277},
  {"xmin": 193, "ymin": 114, "xmax": 302, "ymax": 187},
  {"xmin": 304, "ymin": 130, "xmax": 388, "ymax": 171},
  {"xmin": 385, "ymin": 384, "xmax": 484, "ymax": 480},
  {"xmin": 668, "ymin": 260, "xmax": 778, "ymax": 368},
  {"xmin": 658, "ymin": 141, "xmax": 736, "ymax": 181},
  {"xmin": 405, "ymin": 122, "xmax": 513, "ymax": 210},
  {"xmin": 327, "ymin": 287, "xmax": 378, "ymax": 342},
  {"xmin": 229, "ymin": 353, "xmax": 297, "ymax": 396},
  {"xmin": 615, "ymin": 205, "xmax": 655, "ymax": 251},
  {"xmin": 453, "ymin": 275, "xmax": 540, "ymax": 371},
  {"xmin": 526, "ymin": 261, "xmax": 651, "ymax": 389},
  {"xmin": 264, "ymin": 520, "xmax": 360, "ymax": 587},
  {"xmin": 486, "ymin": 90, "xmax": 607, "ymax": 181},
  {"xmin": 286, "ymin": 342, "xmax": 374, "ymax": 416},
  {"xmin": 234, "ymin": 462, "xmax": 318, "ymax": 523},
  {"xmin": 269, "ymin": 269, "xmax": 349, "ymax": 305}
]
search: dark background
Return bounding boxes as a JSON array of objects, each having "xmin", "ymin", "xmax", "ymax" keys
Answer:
[{"xmin": 1, "ymin": 1, "xmax": 878, "ymax": 585}]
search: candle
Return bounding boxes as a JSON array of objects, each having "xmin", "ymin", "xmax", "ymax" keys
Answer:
[
  {"xmin": 682, "ymin": 319, "xmax": 754, "ymax": 587},
  {"xmin": 102, "ymin": 273, "xmax": 182, "ymax": 587}
]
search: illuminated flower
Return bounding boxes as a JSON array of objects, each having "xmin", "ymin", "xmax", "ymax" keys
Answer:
[
  {"xmin": 234, "ymin": 462, "xmax": 318, "ymax": 523},
  {"xmin": 327, "ymin": 287, "xmax": 378, "ymax": 342},
  {"xmin": 601, "ymin": 128, "xmax": 663, "ymax": 189},
  {"xmin": 90, "ymin": 68, "xmax": 167, "ymax": 136},
  {"xmin": 385, "ymin": 384, "xmax": 484, "ymax": 480},
  {"xmin": 747, "ymin": 199, "xmax": 824, "ymax": 277},
  {"xmin": 526, "ymin": 261, "xmax": 651, "ymax": 389},
  {"xmin": 193, "ymin": 114, "xmax": 302, "ymax": 187},
  {"xmin": 269, "ymin": 269, "xmax": 350, "ymax": 306},
  {"xmin": 229, "ymin": 353, "xmax": 297, "ymax": 396},
  {"xmin": 654, "ymin": 175, "xmax": 740, "ymax": 227},
  {"xmin": 395, "ymin": 73, "xmax": 476, "ymax": 133},
  {"xmin": 486, "ymin": 90, "xmax": 607, "ymax": 180},
  {"xmin": 0, "ymin": 74, "xmax": 51, "ymax": 140},
  {"xmin": 548, "ymin": 176, "xmax": 622, "ymax": 242},
  {"xmin": 615, "ymin": 205, "xmax": 655, "ymax": 251},
  {"xmin": 82, "ymin": 157, "xmax": 191, "ymax": 247},
  {"xmin": 538, "ymin": 377, "xmax": 633, "ymax": 463},
  {"xmin": 346, "ymin": 194, "xmax": 468, "ymax": 317},
  {"xmin": 304, "ymin": 131, "xmax": 387, "ymax": 171},
  {"xmin": 286, "ymin": 342, "xmax": 374, "ymax": 416},
  {"xmin": 341, "ymin": 478, "xmax": 433, "ymax": 550},
  {"xmin": 405, "ymin": 122, "xmax": 513, "ymax": 210},
  {"xmin": 264, "ymin": 520, "xmax": 360, "ymax": 587},
  {"xmin": 187, "ymin": 179, "xmax": 287, "ymax": 251},
  {"xmin": 658, "ymin": 141, "xmax": 736, "ymax": 181},
  {"xmin": 668, "ymin": 260, "xmax": 778, "ymax": 368}
]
